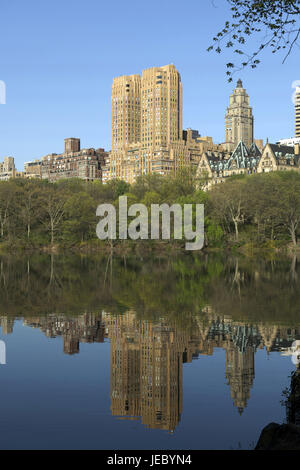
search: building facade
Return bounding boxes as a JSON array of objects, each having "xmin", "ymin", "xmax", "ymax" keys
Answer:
[
  {"xmin": 64, "ymin": 137, "xmax": 81, "ymax": 154},
  {"xmin": 105, "ymin": 65, "xmax": 221, "ymax": 184},
  {"xmin": 295, "ymin": 86, "xmax": 300, "ymax": 138},
  {"xmin": 23, "ymin": 139, "xmax": 108, "ymax": 182},
  {"xmin": 198, "ymin": 140, "xmax": 300, "ymax": 189},
  {"xmin": 111, "ymin": 74, "xmax": 141, "ymax": 152},
  {"xmin": 277, "ymin": 137, "xmax": 300, "ymax": 147},
  {"xmin": 225, "ymin": 79, "xmax": 254, "ymax": 150},
  {"xmin": 24, "ymin": 160, "xmax": 42, "ymax": 178},
  {"xmin": 197, "ymin": 141, "xmax": 261, "ymax": 190},
  {"xmin": 104, "ymin": 71, "xmax": 259, "ymax": 184},
  {"xmin": 106, "ymin": 64, "xmax": 184, "ymax": 183},
  {"xmin": 257, "ymin": 142, "xmax": 300, "ymax": 173},
  {"xmin": 0, "ymin": 156, "xmax": 18, "ymax": 180}
]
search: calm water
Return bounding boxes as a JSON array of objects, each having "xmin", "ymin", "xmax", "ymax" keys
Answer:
[{"xmin": 0, "ymin": 253, "xmax": 299, "ymax": 449}]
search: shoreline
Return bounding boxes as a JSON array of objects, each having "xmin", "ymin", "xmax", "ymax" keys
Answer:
[{"xmin": 1, "ymin": 239, "xmax": 300, "ymax": 258}]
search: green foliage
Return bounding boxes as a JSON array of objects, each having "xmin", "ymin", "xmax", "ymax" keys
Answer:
[
  {"xmin": 209, "ymin": 172, "xmax": 300, "ymax": 247},
  {"xmin": 0, "ymin": 171, "xmax": 300, "ymax": 250},
  {"xmin": 206, "ymin": 219, "xmax": 224, "ymax": 246},
  {"xmin": 63, "ymin": 192, "xmax": 95, "ymax": 242}
]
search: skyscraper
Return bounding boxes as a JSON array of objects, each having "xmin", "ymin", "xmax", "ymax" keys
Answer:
[
  {"xmin": 295, "ymin": 86, "xmax": 300, "ymax": 138},
  {"xmin": 111, "ymin": 74, "xmax": 141, "ymax": 152},
  {"xmin": 141, "ymin": 64, "xmax": 182, "ymax": 149},
  {"xmin": 104, "ymin": 64, "xmax": 184, "ymax": 183},
  {"xmin": 225, "ymin": 79, "xmax": 254, "ymax": 149}
]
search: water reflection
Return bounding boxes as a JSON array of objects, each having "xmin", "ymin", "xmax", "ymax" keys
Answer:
[
  {"xmin": 1, "ymin": 252, "xmax": 300, "ymax": 440},
  {"xmin": 1, "ymin": 307, "xmax": 300, "ymax": 432}
]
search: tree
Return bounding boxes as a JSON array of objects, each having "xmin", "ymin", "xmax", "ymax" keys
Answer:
[
  {"xmin": 106, "ymin": 179, "xmax": 131, "ymax": 200},
  {"xmin": 141, "ymin": 191, "xmax": 162, "ymax": 207},
  {"xmin": 63, "ymin": 192, "xmax": 95, "ymax": 242},
  {"xmin": 245, "ymin": 173, "xmax": 282, "ymax": 241},
  {"xmin": 42, "ymin": 186, "xmax": 66, "ymax": 244},
  {"xmin": 277, "ymin": 173, "xmax": 300, "ymax": 246},
  {"xmin": 0, "ymin": 182, "xmax": 15, "ymax": 239},
  {"xmin": 14, "ymin": 180, "xmax": 42, "ymax": 240},
  {"xmin": 131, "ymin": 174, "xmax": 164, "ymax": 201},
  {"xmin": 208, "ymin": 0, "xmax": 300, "ymax": 81},
  {"xmin": 210, "ymin": 179, "xmax": 248, "ymax": 241},
  {"xmin": 161, "ymin": 168, "xmax": 197, "ymax": 203}
]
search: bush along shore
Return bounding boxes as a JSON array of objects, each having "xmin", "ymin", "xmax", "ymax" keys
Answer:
[{"xmin": 1, "ymin": 169, "xmax": 300, "ymax": 254}]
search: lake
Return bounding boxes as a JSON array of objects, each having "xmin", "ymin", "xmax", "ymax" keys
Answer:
[{"xmin": 0, "ymin": 252, "xmax": 299, "ymax": 449}]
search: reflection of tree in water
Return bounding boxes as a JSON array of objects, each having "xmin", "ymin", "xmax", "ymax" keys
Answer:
[
  {"xmin": 207, "ymin": 255, "xmax": 300, "ymax": 325},
  {"xmin": 0, "ymin": 252, "xmax": 299, "ymax": 325},
  {"xmin": 47, "ymin": 253, "xmax": 63, "ymax": 297},
  {"xmin": 290, "ymin": 255, "xmax": 298, "ymax": 285},
  {"xmin": 1, "ymin": 252, "xmax": 300, "ymax": 436}
]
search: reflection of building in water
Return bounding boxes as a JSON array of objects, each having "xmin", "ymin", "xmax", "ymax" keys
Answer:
[
  {"xmin": 200, "ymin": 320, "xmax": 259, "ymax": 414},
  {"xmin": 140, "ymin": 322, "xmax": 184, "ymax": 431},
  {"xmin": 0, "ymin": 316, "xmax": 14, "ymax": 334},
  {"xmin": 103, "ymin": 311, "xmax": 300, "ymax": 428},
  {"xmin": 103, "ymin": 312, "xmax": 186, "ymax": 431},
  {"xmin": 107, "ymin": 313, "xmax": 141, "ymax": 419},
  {"xmin": 1, "ymin": 311, "xmax": 300, "ymax": 431},
  {"xmin": 258, "ymin": 325, "xmax": 279, "ymax": 353},
  {"xmin": 23, "ymin": 313, "xmax": 105, "ymax": 354},
  {"xmin": 225, "ymin": 343, "xmax": 255, "ymax": 414}
]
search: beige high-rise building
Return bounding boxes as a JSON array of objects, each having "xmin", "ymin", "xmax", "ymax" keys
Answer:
[
  {"xmin": 111, "ymin": 74, "xmax": 141, "ymax": 152},
  {"xmin": 105, "ymin": 64, "xmax": 186, "ymax": 183},
  {"xmin": 104, "ymin": 64, "xmax": 223, "ymax": 183},
  {"xmin": 295, "ymin": 86, "xmax": 300, "ymax": 138},
  {"xmin": 141, "ymin": 65, "xmax": 182, "ymax": 149},
  {"xmin": 225, "ymin": 79, "xmax": 254, "ymax": 149}
]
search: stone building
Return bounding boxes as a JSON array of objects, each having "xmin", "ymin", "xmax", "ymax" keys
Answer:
[
  {"xmin": 64, "ymin": 137, "xmax": 80, "ymax": 154},
  {"xmin": 0, "ymin": 156, "xmax": 17, "ymax": 180},
  {"xmin": 106, "ymin": 64, "xmax": 183, "ymax": 183},
  {"xmin": 257, "ymin": 142, "xmax": 300, "ymax": 173},
  {"xmin": 197, "ymin": 141, "xmax": 261, "ymax": 190},
  {"xmin": 104, "ymin": 65, "xmax": 224, "ymax": 184},
  {"xmin": 224, "ymin": 79, "xmax": 254, "ymax": 150},
  {"xmin": 295, "ymin": 86, "xmax": 300, "ymax": 138},
  {"xmin": 198, "ymin": 140, "xmax": 300, "ymax": 189},
  {"xmin": 40, "ymin": 147, "xmax": 107, "ymax": 182},
  {"xmin": 19, "ymin": 138, "xmax": 108, "ymax": 181},
  {"xmin": 24, "ymin": 160, "xmax": 42, "ymax": 178},
  {"xmin": 23, "ymin": 139, "xmax": 108, "ymax": 182}
]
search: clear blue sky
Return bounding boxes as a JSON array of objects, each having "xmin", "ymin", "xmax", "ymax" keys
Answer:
[{"xmin": 0, "ymin": 0, "xmax": 299, "ymax": 170}]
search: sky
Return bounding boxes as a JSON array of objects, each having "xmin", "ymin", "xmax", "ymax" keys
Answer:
[{"xmin": 0, "ymin": 0, "xmax": 299, "ymax": 170}]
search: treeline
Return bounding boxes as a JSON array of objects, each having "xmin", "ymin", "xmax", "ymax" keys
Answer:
[
  {"xmin": 0, "ymin": 170, "xmax": 300, "ymax": 250},
  {"xmin": 209, "ymin": 171, "xmax": 300, "ymax": 248}
]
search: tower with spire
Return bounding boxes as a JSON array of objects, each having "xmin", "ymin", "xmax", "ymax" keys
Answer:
[{"xmin": 225, "ymin": 79, "xmax": 254, "ymax": 150}]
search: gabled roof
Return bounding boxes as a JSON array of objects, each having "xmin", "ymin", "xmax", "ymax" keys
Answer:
[
  {"xmin": 249, "ymin": 142, "xmax": 262, "ymax": 158},
  {"xmin": 269, "ymin": 144, "xmax": 294, "ymax": 157},
  {"xmin": 203, "ymin": 141, "xmax": 259, "ymax": 175},
  {"xmin": 266, "ymin": 143, "xmax": 300, "ymax": 166},
  {"xmin": 228, "ymin": 141, "xmax": 250, "ymax": 168}
]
